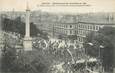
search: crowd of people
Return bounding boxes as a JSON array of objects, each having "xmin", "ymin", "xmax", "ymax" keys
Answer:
[
  {"xmin": 1, "ymin": 33, "xmax": 100, "ymax": 73},
  {"xmin": 32, "ymin": 37, "xmax": 100, "ymax": 73}
]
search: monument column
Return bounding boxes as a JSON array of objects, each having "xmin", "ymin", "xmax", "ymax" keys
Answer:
[
  {"xmin": 25, "ymin": 6, "xmax": 30, "ymax": 37},
  {"xmin": 23, "ymin": 3, "xmax": 32, "ymax": 51}
]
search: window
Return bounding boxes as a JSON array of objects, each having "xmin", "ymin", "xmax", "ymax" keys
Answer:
[
  {"xmin": 93, "ymin": 25, "xmax": 95, "ymax": 30},
  {"xmin": 90, "ymin": 25, "xmax": 92, "ymax": 29},
  {"xmin": 66, "ymin": 25, "xmax": 67, "ymax": 28},
  {"xmin": 79, "ymin": 24, "xmax": 81, "ymax": 28},
  {"xmin": 81, "ymin": 24, "xmax": 83, "ymax": 28},
  {"xmin": 96, "ymin": 26, "xmax": 99, "ymax": 30},
  {"xmin": 66, "ymin": 31, "xmax": 67, "ymax": 34},
  {"xmin": 82, "ymin": 25, "xmax": 84, "ymax": 28},
  {"xmin": 70, "ymin": 30, "xmax": 72, "ymax": 34},
  {"xmin": 88, "ymin": 25, "xmax": 90, "ymax": 29},
  {"xmin": 70, "ymin": 25, "xmax": 72, "ymax": 28}
]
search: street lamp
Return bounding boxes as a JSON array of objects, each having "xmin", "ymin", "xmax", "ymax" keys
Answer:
[
  {"xmin": 99, "ymin": 45, "xmax": 104, "ymax": 59},
  {"xmin": 98, "ymin": 45, "xmax": 104, "ymax": 73},
  {"xmin": 85, "ymin": 42, "xmax": 93, "ymax": 69}
]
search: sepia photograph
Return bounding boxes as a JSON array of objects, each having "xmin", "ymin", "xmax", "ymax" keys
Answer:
[{"xmin": 0, "ymin": 0, "xmax": 115, "ymax": 73}]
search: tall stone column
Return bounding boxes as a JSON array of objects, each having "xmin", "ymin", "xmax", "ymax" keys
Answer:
[
  {"xmin": 23, "ymin": 3, "xmax": 32, "ymax": 51},
  {"xmin": 25, "ymin": 7, "xmax": 30, "ymax": 37}
]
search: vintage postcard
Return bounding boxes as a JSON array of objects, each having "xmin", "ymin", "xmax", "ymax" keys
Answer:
[{"xmin": 0, "ymin": 0, "xmax": 115, "ymax": 73}]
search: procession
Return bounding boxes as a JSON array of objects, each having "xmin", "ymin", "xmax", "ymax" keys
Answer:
[{"xmin": 0, "ymin": 0, "xmax": 115, "ymax": 73}]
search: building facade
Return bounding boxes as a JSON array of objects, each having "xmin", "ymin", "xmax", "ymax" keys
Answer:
[
  {"xmin": 75, "ymin": 13, "xmax": 115, "ymax": 47},
  {"xmin": 76, "ymin": 22, "xmax": 115, "ymax": 47},
  {"xmin": 1, "ymin": 11, "xmax": 115, "ymax": 48}
]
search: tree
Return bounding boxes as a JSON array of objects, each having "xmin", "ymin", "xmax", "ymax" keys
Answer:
[
  {"xmin": 84, "ymin": 31, "xmax": 99, "ymax": 57},
  {"xmin": 58, "ymin": 35, "xmax": 63, "ymax": 39},
  {"xmin": 1, "ymin": 38, "xmax": 17, "ymax": 72},
  {"xmin": 68, "ymin": 35, "xmax": 77, "ymax": 40},
  {"xmin": 2, "ymin": 17, "xmax": 48, "ymax": 38},
  {"xmin": 84, "ymin": 26, "xmax": 115, "ymax": 72},
  {"xmin": 1, "ymin": 17, "xmax": 50, "ymax": 73},
  {"xmin": 2, "ymin": 17, "xmax": 25, "ymax": 37},
  {"xmin": 15, "ymin": 49, "xmax": 53, "ymax": 73}
]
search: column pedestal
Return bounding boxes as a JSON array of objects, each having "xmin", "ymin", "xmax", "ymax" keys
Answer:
[
  {"xmin": 113, "ymin": 68, "xmax": 115, "ymax": 73},
  {"xmin": 23, "ymin": 37, "xmax": 32, "ymax": 51}
]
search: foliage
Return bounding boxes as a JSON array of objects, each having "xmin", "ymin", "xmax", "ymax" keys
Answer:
[
  {"xmin": 1, "ymin": 43, "xmax": 17, "ymax": 72},
  {"xmin": 1, "ymin": 45, "xmax": 53, "ymax": 73},
  {"xmin": 14, "ymin": 50, "xmax": 52, "ymax": 73},
  {"xmin": 84, "ymin": 26, "xmax": 115, "ymax": 72},
  {"xmin": 2, "ymin": 17, "xmax": 49, "ymax": 39},
  {"xmin": 68, "ymin": 35, "xmax": 77, "ymax": 40}
]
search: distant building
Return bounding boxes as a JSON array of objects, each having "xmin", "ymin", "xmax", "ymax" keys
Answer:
[
  {"xmin": 0, "ymin": 11, "xmax": 25, "ymax": 22},
  {"xmin": 1, "ymin": 11, "xmax": 115, "ymax": 48},
  {"xmin": 76, "ymin": 22, "xmax": 115, "ymax": 47},
  {"xmin": 75, "ymin": 13, "xmax": 115, "ymax": 47},
  {"xmin": 32, "ymin": 14, "xmax": 78, "ymax": 38},
  {"xmin": 30, "ymin": 12, "xmax": 115, "ymax": 47}
]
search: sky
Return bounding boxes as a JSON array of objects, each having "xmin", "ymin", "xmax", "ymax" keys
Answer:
[{"xmin": 0, "ymin": 0, "xmax": 115, "ymax": 13}]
